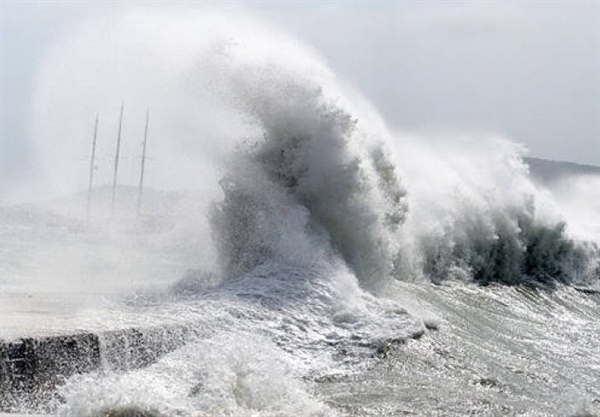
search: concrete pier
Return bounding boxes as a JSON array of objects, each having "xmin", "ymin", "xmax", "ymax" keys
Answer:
[{"xmin": 0, "ymin": 291, "xmax": 194, "ymax": 414}]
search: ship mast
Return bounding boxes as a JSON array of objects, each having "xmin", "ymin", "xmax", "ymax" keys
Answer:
[
  {"xmin": 138, "ymin": 108, "xmax": 149, "ymax": 213},
  {"xmin": 111, "ymin": 103, "xmax": 124, "ymax": 214},
  {"xmin": 87, "ymin": 114, "xmax": 99, "ymax": 217}
]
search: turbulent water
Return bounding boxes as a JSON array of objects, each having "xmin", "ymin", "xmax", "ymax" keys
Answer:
[{"xmin": 2, "ymin": 7, "xmax": 600, "ymax": 416}]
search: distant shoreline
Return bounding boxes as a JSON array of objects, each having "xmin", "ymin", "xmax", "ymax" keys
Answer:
[{"xmin": 524, "ymin": 156, "xmax": 600, "ymax": 183}]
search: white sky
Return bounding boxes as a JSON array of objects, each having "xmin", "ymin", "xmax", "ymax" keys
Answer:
[{"xmin": 1, "ymin": 1, "xmax": 599, "ymax": 192}]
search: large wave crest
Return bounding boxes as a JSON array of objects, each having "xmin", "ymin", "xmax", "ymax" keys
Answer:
[{"xmin": 28, "ymin": 7, "xmax": 599, "ymax": 290}]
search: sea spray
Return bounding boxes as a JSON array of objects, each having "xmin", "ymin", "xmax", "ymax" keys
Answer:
[
  {"xmin": 20, "ymin": 6, "xmax": 600, "ymax": 293},
  {"xmin": 213, "ymin": 87, "xmax": 408, "ymax": 288},
  {"xmin": 390, "ymin": 132, "xmax": 599, "ymax": 287}
]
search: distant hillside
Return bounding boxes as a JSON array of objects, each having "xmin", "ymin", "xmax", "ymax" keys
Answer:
[{"xmin": 524, "ymin": 157, "xmax": 600, "ymax": 184}]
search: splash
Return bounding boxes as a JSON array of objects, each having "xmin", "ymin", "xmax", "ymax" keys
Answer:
[
  {"xmin": 390, "ymin": 132, "xmax": 599, "ymax": 287},
  {"xmin": 22, "ymin": 6, "xmax": 600, "ymax": 295},
  {"xmin": 212, "ymin": 79, "xmax": 408, "ymax": 288}
]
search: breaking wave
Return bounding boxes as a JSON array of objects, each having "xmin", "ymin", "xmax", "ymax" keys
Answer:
[{"xmin": 29, "ymin": 8, "xmax": 599, "ymax": 291}]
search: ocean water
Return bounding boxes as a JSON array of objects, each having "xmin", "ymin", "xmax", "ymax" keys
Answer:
[{"xmin": 2, "ymin": 8, "xmax": 599, "ymax": 416}]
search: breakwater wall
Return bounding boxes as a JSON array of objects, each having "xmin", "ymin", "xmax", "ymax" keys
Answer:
[{"xmin": 0, "ymin": 324, "xmax": 192, "ymax": 414}]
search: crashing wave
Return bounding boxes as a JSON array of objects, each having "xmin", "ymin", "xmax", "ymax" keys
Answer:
[{"xmin": 30, "ymin": 8, "xmax": 599, "ymax": 290}]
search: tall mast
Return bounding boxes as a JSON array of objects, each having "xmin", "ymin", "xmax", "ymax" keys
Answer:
[
  {"xmin": 87, "ymin": 114, "xmax": 99, "ymax": 217},
  {"xmin": 138, "ymin": 108, "xmax": 149, "ymax": 213},
  {"xmin": 111, "ymin": 103, "xmax": 124, "ymax": 213}
]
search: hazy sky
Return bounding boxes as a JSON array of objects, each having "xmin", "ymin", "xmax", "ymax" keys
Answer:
[{"xmin": 1, "ymin": 1, "xmax": 599, "ymax": 192}]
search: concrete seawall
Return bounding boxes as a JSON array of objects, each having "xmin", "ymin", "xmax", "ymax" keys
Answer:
[{"xmin": 0, "ymin": 323, "xmax": 192, "ymax": 414}]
